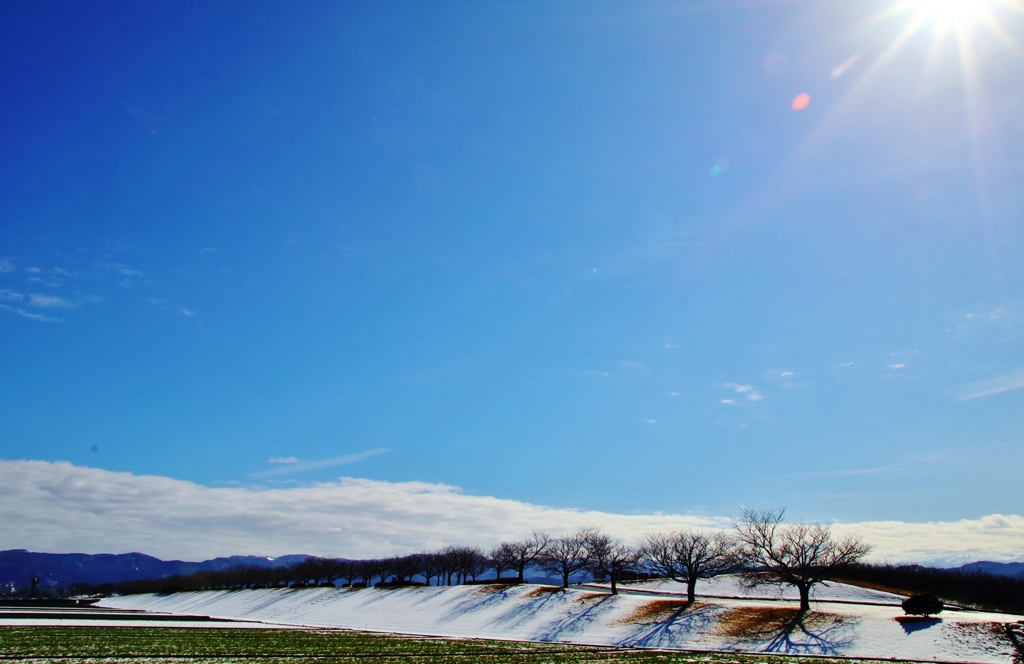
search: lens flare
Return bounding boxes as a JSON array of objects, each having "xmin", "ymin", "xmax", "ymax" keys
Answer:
[{"xmin": 791, "ymin": 93, "xmax": 811, "ymax": 110}]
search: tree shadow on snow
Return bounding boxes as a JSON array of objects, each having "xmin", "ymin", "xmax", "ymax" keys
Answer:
[
  {"xmin": 897, "ymin": 617, "xmax": 942, "ymax": 634},
  {"xmin": 531, "ymin": 593, "xmax": 619, "ymax": 642},
  {"xmin": 715, "ymin": 607, "xmax": 858, "ymax": 656},
  {"xmin": 618, "ymin": 601, "xmax": 720, "ymax": 649},
  {"xmin": 434, "ymin": 584, "xmax": 534, "ymax": 626}
]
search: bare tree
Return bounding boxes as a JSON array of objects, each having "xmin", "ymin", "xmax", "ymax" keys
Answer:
[
  {"xmin": 420, "ymin": 553, "xmax": 443, "ymax": 586},
  {"xmin": 640, "ymin": 530, "xmax": 739, "ymax": 602},
  {"xmin": 451, "ymin": 546, "xmax": 487, "ymax": 583},
  {"xmin": 735, "ymin": 507, "xmax": 870, "ymax": 611},
  {"xmin": 438, "ymin": 546, "xmax": 459, "ymax": 585},
  {"xmin": 586, "ymin": 531, "xmax": 638, "ymax": 595},
  {"xmin": 538, "ymin": 529, "xmax": 593, "ymax": 588},
  {"xmin": 489, "ymin": 542, "xmax": 518, "ymax": 582},
  {"xmin": 509, "ymin": 531, "xmax": 551, "ymax": 582},
  {"xmin": 390, "ymin": 555, "xmax": 425, "ymax": 584}
]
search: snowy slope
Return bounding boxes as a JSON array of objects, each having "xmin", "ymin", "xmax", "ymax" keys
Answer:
[{"xmin": 99, "ymin": 585, "xmax": 1021, "ymax": 663}]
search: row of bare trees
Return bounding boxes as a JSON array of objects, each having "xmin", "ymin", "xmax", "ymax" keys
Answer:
[
  {"xmin": 73, "ymin": 508, "xmax": 868, "ymax": 612},
  {"xmin": 531, "ymin": 507, "xmax": 869, "ymax": 610}
]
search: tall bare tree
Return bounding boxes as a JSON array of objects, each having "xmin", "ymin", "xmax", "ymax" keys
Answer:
[
  {"xmin": 586, "ymin": 531, "xmax": 638, "ymax": 595},
  {"xmin": 538, "ymin": 529, "xmax": 593, "ymax": 588},
  {"xmin": 640, "ymin": 530, "xmax": 739, "ymax": 602},
  {"xmin": 489, "ymin": 542, "xmax": 518, "ymax": 582},
  {"xmin": 735, "ymin": 507, "xmax": 870, "ymax": 611},
  {"xmin": 509, "ymin": 531, "xmax": 550, "ymax": 582}
]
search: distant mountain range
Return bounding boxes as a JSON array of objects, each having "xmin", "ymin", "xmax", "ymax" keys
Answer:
[
  {"xmin": 0, "ymin": 549, "xmax": 310, "ymax": 590},
  {"xmin": 2, "ymin": 549, "xmax": 1022, "ymax": 591},
  {"xmin": 957, "ymin": 560, "xmax": 1024, "ymax": 579}
]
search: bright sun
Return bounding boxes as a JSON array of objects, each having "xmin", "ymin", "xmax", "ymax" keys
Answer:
[
  {"xmin": 917, "ymin": 0, "xmax": 983, "ymax": 23},
  {"xmin": 879, "ymin": 0, "xmax": 1020, "ymax": 60}
]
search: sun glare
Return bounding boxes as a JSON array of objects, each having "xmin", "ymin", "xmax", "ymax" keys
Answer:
[{"xmin": 916, "ymin": 0, "xmax": 982, "ymax": 24}]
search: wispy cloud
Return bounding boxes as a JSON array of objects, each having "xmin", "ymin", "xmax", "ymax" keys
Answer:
[
  {"xmin": 179, "ymin": 308, "xmax": 197, "ymax": 317},
  {"xmin": 794, "ymin": 460, "xmax": 920, "ymax": 478},
  {"xmin": 1, "ymin": 459, "xmax": 1021, "ymax": 563},
  {"xmin": 0, "ymin": 289, "xmax": 24, "ymax": 302},
  {"xmin": 789, "ymin": 440, "xmax": 1023, "ymax": 479},
  {"xmin": 0, "ymin": 304, "xmax": 63, "ymax": 323},
  {"xmin": 723, "ymin": 383, "xmax": 764, "ymax": 402},
  {"xmin": 251, "ymin": 448, "xmax": 390, "ymax": 478},
  {"xmin": 268, "ymin": 456, "xmax": 301, "ymax": 464},
  {"xmin": 0, "ymin": 257, "xmax": 14, "ymax": 273},
  {"xmin": 956, "ymin": 368, "xmax": 1024, "ymax": 401},
  {"xmin": 27, "ymin": 293, "xmax": 74, "ymax": 309}
]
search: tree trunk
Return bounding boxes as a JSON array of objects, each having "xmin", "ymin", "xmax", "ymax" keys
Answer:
[
  {"xmin": 610, "ymin": 572, "xmax": 617, "ymax": 595},
  {"xmin": 686, "ymin": 578, "xmax": 696, "ymax": 603},
  {"xmin": 517, "ymin": 565, "xmax": 525, "ymax": 582},
  {"xmin": 798, "ymin": 584, "xmax": 810, "ymax": 612},
  {"xmin": 562, "ymin": 571, "xmax": 570, "ymax": 588}
]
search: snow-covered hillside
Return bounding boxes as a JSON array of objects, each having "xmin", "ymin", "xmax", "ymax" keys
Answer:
[{"xmin": 100, "ymin": 584, "xmax": 1022, "ymax": 663}]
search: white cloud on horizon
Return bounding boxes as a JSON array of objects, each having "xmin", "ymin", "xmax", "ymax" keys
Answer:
[
  {"xmin": 956, "ymin": 368, "xmax": 1024, "ymax": 401},
  {"xmin": 0, "ymin": 460, "xmax": 1021, "ymax": 564}
]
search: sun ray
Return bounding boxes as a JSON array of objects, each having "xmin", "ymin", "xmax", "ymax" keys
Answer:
[
  {"xmin": 952, "ymin": 12, "xmax": 1003, "ymax": 276},
  {"xmin": 976, "ymin": 6, "xmax": 1024, "ymax": 58}
]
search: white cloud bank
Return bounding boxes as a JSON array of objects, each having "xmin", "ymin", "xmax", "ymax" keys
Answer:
[{"xmin": 1, "ymin": 460, "xmax": 1021, "ymax": 564}]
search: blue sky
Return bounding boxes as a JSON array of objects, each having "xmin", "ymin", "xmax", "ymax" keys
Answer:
[{"xmin": 2, "ymin": 0, "xmax": 1023, "ymax": 540}]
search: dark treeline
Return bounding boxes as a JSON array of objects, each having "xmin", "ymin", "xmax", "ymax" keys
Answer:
[
  {"xmin": 69, "ymin": 545, "xmax": 509, "ymax": 597},
  {"xmin": 836, "ymin": 563, "xmax": 1024, "ymax": 615}
]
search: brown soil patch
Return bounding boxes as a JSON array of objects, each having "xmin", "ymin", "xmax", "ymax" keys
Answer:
[
  {"xmin": 618, "ymin": 599, "xmax": 695, "ymax": 624},
  {"xmin": 713, "ymin": 606, "xmax": 842, "ymax": 639},
  {"xmin": 573, "ymin": 593, "xmax": 607, "ymax": 604},
  {"xmin": 522, "ymin": 586, "xmax": 564, "ymax": 598},
  {"xmin": 475, "ymin": 584, "xmax": 508, "ymax": 594}
]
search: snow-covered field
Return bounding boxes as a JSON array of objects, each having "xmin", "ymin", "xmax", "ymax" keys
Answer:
[{"xmin": 99, "ymin": 584, "xmax": 1023, "ymax": 663}]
